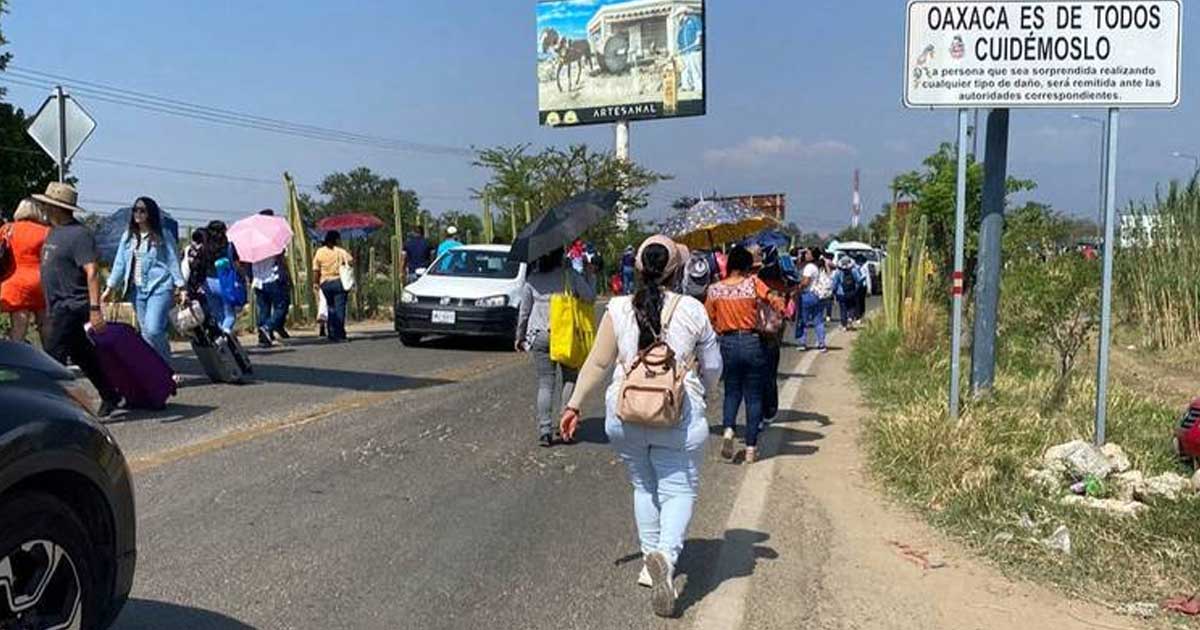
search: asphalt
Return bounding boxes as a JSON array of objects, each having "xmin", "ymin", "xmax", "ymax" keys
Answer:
[{"xmin": 105, "ymin": 325, "xmax": 757, "ymax": 630}]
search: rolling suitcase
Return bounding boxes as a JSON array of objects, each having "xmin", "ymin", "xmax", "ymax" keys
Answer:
[
  {"xmin": 88, "ymin": 322, "xmax": 177, "ymax": 410},
  {"xmin": 191, "ymin": 324, "xmax": 252, "ymax": 384}
]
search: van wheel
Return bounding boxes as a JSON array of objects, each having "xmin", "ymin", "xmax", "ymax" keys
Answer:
[
  {"xmin": 399, "ymin": 334, "xmax": 423, "ymax": 347},
  {"xmin": 0, "ymin": 492, "xmax": 101, "ymax": 630}
]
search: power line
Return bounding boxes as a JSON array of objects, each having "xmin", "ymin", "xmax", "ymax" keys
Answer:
[{"xmin": 2, "ymin": 68, "xmax": 475, "ymax": 157}]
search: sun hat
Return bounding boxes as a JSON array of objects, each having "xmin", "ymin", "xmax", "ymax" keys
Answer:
[
  {"xmin": 837, "ymin": 255, "xmax": 856, "ymax": 269},
  {"xmin": 636, "ymin": 234, "xmax": 688, "ymax": 278},
  {"xmin": 32, "ymin": 182, "xmax": 85, "ymax": 214},
  {"xmin": 446, "ymin": 226, "xmax": 458, "ymax": 236}
]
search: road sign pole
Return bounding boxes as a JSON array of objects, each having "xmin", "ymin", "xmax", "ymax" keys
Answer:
[
  {"xmin": 970, "ymin": 109, "xmax": 1010, "ymax": 396},
  {"xmin": 56, "ymin": 85, "xmax": 67, "ymax": 182},
  {"xmin": 1094, "ymin": 107, "xmax": 1121, "ymax": 446},
  {"xmin": 950, "ymin": 108, "xmax": 969, "ymax": 421}
]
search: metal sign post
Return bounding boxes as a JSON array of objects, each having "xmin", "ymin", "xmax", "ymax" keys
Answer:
[
  {"xmin": 1094, "ymin": 108, "xmax": 1121, "ymax": 446},
  {"xmin": 949, "ymin": 108, "xmax": 969, "ymax": 421},
  {"xmin": 26, "ymin": 86, "xmax": 97, "ymax": 180}
]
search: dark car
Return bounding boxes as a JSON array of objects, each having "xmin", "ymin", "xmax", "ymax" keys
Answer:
[{"xmin": 0, "ymin": 341, "xmax": 136, "ymax": 629}]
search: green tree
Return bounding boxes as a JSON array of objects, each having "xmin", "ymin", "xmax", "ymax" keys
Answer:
[
  {"xmin": 473, "ymin": 144, "xmax": 670, "ymax": 265},
  {"xmin": 834, "ymin": 225, "xmax": 871, "ymax": 244},
  {"xmin": 302, "ymin": 167, "xmax": 420, "ymax": 262},
  {"xmin": 0, "ymin": 1, "xmax": 59, "ymax": 218},
  {"xmin": 890, "ymin": 143, "xmax": 1035, "ymax": 274}
]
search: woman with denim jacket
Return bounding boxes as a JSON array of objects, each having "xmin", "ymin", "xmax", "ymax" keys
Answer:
[{"xmin": 102, "ymin": 197, "xmax": 184, "ymax": 362}]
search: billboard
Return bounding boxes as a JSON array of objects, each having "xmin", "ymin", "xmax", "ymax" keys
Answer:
[
  {"xmin": 904, "ymin": 0, "xmax": 1182, "ymax": 109},
  {"xmin": 537, "ymin": 0, "xmax": 706, "ymax": 127}
]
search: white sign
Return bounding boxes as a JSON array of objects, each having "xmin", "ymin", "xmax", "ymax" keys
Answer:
[
  {"xmin": 26, "ymin": 90, "xmax": 97, "ymax": 166},
  {"xmin": 904, "ymin": 0, "xmax": 1181, "ymax": 109}
]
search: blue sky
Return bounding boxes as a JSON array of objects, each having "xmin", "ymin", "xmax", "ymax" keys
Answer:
[{"xmin": 2, "ymin": 1, "xmax": 1196, "ymax": 233}]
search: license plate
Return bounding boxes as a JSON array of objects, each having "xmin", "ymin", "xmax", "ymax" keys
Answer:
[{"xmin": 431, "ymin": 310, "xmax": 456, "ymax": 325}]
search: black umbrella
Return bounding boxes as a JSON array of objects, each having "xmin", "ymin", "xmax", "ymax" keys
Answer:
[{"xmin": 507, "ymin": 189, "xmax": 621, "ymax": 263}]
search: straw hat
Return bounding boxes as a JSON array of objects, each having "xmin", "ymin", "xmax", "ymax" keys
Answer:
[
  {"xmin": 32, "ymin": 182, "xmax": 85, "ymax": 214},
  {"xmin": 446, "ymin": 225, "xmax": 458, "ymax": 236}
]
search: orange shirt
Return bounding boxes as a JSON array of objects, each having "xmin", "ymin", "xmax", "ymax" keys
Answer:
[{"xmin": 705, "ymin": 276, "xmax": 780, "ymax": 334}]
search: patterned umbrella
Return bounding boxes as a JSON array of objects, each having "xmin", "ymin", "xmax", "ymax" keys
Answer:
[
  {"xmin": 314, "ymin": 213, "xmax": 385, "ymax": 240},
  {"xmin": 660, "ymin": 200, "xmax": 779, "ymax": 250}
]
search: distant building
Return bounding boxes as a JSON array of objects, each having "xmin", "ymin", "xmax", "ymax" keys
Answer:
[
  {"xmin": 587, "ymin": 0, "xmax": 703, "ymax": 60},
  {"xmin": 1119, "ymin": 213, "xmax": 1164, "ymax": 248}
]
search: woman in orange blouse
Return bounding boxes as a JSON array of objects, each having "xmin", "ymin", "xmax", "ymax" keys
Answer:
[{"xmin": 704, "ymin": 246, "xmax": 785, "ymax": 464}]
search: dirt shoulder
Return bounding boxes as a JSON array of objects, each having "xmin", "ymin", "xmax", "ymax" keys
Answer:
[{"xmin": 743, "ymin": 342, "xmax": 1148, "ymax": 630}]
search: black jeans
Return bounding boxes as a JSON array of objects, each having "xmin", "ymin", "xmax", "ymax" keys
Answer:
[
  {"xmin": 45, "ymin": 305, "xmax": 119, "ymax": 404},
  {"xmin": 763, "ymin": 340, "xmax": 781, "ymax": 421}
]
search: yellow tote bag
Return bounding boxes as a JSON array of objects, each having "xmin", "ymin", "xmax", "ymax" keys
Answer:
[{"xmin": 549, "ymin": 273, "xmax": 595, "ymax": 370}]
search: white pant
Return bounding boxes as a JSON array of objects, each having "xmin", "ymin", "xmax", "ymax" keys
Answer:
[{"xmin": 681, "ymin": 51, "xmax": 702, "ymax": 92}]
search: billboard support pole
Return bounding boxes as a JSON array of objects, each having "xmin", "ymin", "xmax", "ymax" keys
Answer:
[
  {"xmin": 1094, "ymin": 107, "xmax": 1121, "ymax": 446},
  {"xmin": 615, "ymin": 119, "xmax": 630, "ymax": 230},
  {"xmin": 950, "ymin": 108, "xmax": 969, "ymax": 422}
]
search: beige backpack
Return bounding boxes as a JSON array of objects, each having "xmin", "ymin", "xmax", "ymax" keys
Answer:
[{"xmin": 617, "ymin": 294, "xmax": 691, "ymax": 428}]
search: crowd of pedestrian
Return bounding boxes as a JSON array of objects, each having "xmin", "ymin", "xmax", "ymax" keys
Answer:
[{"xmin": 506, "ymin": 228, "xmax": 870, "ymax": 618}]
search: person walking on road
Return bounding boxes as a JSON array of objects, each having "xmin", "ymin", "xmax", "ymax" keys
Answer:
[
  {"xmin": 795, "ymin": 248, "xmax": 828, "ymax": 352},
  {"xmin": 832, "ymin": 255, "xmax": 863, "ymax": 331},
  {"xmin": 103, "ymin": 197, "xmax": 185, "ymax": 361},
  {"xmin": 705, "ymin": 246, "xmax": 784, "ymax": 464},
  {"xmin": 34, "ymin": 183, "xmax": 121, "ymax": 417},
  {"xmin": 403, "ymin": 225, "xmax": 433, "ymax": 279},
  {"xmin": 250, "ymin": 209, "xmax": 292, "ymax": 347},
  {"xmin": 620, "ymin": 245, "xmax": 636, "ymax": 295},
  {"xmin": 755, "ymin": 246, "xmax": 792, "ymax": 425},
  {"xmin": 436, "ymin": 226, "xmax": 462, "ymax": 259},
  {"xmin": 312, "ymin": 230, "xmax": 353, "ymax": 342},
  {"xmin": 1, "ymin": 199, "xmax": 51, "ymax": 344},
  {"xmin": 559, "ymin": 235, "xmax": 721, "ymax": 618},
  {"xmin": 197, "ymin": 221, "xmax": 245, "ymax": 334},
  {"xmin": 515, "ymin": 247, "xmax": 596, "ymax": 447}
]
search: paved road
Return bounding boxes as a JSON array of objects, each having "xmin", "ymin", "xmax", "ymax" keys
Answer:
[{"xmin": 106, "ymin": 326, "xmax": 767, "ymax": 629}]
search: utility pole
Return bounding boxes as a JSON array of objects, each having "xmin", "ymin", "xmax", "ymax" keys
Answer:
[
  {"xmin": 1094, "ymin": 109, "xmax": 1121, "ymax": 445},
  {"xmin": 970, "ymin": 109, "xmax": 1010, "ymax": 396}
]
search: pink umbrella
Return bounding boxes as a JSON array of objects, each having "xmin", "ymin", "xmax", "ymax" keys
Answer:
[{"xmin": 228, "ymin": 214, "xmax": 294, "ymax": 263}]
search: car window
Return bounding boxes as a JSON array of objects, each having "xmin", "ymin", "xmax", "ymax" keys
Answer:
[
  {"xmin": 429, "ymin": 250, "xmax": 520, "ymax": 279},
  {"xmin": 840, "ymin": 250, "xmax": 879, "ymax": 264}
]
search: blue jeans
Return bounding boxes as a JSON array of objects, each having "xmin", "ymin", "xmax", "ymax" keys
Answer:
[
  {"xmin": 796, "ymin": 292, "xmax": 827, "ymax": 349},
  {"xmin": 255, "ymin": 281, "xmax": 290, "ymax": 332},
  {"xmin": 606, "ymin": 397, "xmax": 708, "ymax": 565},
  {"xmin": 763, "ymin": 341, "xmax": 781, "ymax": 420},
  {"xmin": 720, "ymin": 333, "xmax": 768, "ymax": 447},
  {"xmin": 321, "ymin": 280, "xmax": 348, "ymax": 341},
  {"xmin": 622, "ymin": 266, "xmax": 635, "ymax": 295},
  {"xmin": 132, "ymin": 286, "xmax": 174, "ymax": 361},
  {"xmin": 204, "ymin": 278, "xmax": 238, "ymax": 334}
]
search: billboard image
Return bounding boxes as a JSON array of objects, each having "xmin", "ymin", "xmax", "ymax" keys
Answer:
[{"xmin": 537, "ymin": 0, "xmax": 706, "ymax": 127}]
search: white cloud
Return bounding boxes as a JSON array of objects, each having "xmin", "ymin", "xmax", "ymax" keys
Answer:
[{"xmin": 703, "ymin": 136, "xmax": 857, "ymax": 168}]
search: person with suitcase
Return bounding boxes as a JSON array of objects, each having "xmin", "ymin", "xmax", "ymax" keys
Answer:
[
  {"xmin": 34, "ymin": 183, "xmax": 122, "ymax": 417},
  {"xmin": 182, "ymin": 227, "xmax": 253, "ymax": 384}
]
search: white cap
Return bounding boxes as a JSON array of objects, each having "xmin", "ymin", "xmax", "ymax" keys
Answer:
[{"xmin": 446, "ymin": 226, "xmax": 458, "ymax": 236}]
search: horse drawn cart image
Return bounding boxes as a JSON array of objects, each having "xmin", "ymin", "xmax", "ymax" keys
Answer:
[{"xmin": 537, "ymin": 0, "xmax": 705, "ymax": 127}]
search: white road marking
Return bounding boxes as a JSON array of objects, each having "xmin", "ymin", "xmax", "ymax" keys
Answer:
[{"xmin": 691, "ymin": 334, "xmax": 838, "ymax": 630}]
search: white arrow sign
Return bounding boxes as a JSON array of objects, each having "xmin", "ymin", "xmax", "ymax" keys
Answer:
[{"xmin": 26, "ymin": 87, "xmax": 97, "ymax": 179}]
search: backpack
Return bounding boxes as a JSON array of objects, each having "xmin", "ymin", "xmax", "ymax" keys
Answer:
[
  {"xmin": 617, "ymin": 295, "xmax": 690, "ymax": 428},
  {"xmin": 215, "ymin": 247, "xmax": 247, "ymax": 308},
  {"xmin": 839, "ymin": 268, "xmax": 860, "ymax": 297},
  {"xmin": 814, "ymin": 268, "xmax": 834, "ymax": 300}
]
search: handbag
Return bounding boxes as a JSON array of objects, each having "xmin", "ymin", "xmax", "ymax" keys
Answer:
[
  {"xmin": 617, "ymin": 294, "xmax": 691, "ymax": 428},
  {"xmin": 549, "ymin": 270, "xmax": 595, "ymax": 370},
  {"xmin": 338, "ymin": 251, "xmax": 356, "ymax": 292},
  {"xmin": 756, "ymin": 298, "xmax": 784, "ymax": 338},
  {"xmin": 0, "ymin": 223, "xmax": 15, "ymax": 283},
  {"xmin": 171, "ymin": 299, "xmax": 205, "ymax": 335}
]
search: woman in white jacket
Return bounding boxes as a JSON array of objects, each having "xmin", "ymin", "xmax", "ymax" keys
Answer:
[{"xmin": 559, "ymin": 235, "xmax": 722, "ymax": 618}]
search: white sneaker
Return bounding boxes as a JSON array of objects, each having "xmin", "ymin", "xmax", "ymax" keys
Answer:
[
  {"xmin": 646, "ymin": 551, "xmax": 677, "ymax": 618},
  {"xmin": 637, "ymin": 564, "xmax": 652, "ymax": 588},
  {"xmin": 721, "ymin": 428, "xmax": 735, "ymax": 460}
]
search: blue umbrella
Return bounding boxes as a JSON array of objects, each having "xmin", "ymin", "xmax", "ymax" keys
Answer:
[
  {"xmin": 744, "ymin": 229, "xmax": 790, "ymax": 250},
  {"xmin": 95, "ymin": 207, "xmax": 181, "ymax": 264}
]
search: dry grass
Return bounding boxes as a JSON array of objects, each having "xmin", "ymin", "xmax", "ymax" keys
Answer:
[{"xmin": 851, "ymin": 323, "xmax": 1200, "ymax": 619}]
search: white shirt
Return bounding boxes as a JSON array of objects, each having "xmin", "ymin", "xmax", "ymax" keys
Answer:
[
  {"xmin": 802, "ymin": 262, "xmax": 820, "ymax": 285},
  {"xmin": 251, "ymin": 258, "xmax": 281, "ymax": 289}
]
